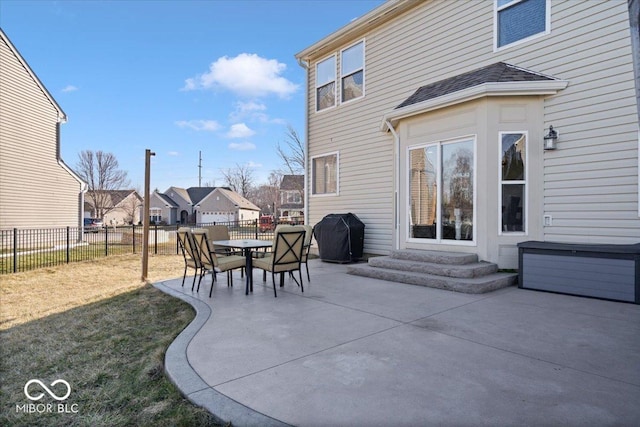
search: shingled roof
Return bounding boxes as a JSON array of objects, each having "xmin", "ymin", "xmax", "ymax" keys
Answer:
[{"xmin": 396, "ymin": 62, "xmax": 554, "ymax": 109}]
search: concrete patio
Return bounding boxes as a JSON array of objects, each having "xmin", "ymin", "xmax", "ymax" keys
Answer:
[{"xmin": 155, "ymin": 259, "xmax": 640, "ymax": 427}]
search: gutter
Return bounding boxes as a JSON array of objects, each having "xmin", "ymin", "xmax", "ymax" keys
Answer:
[{"xmin": 385, "ymin": 119, "xmax": 400, "ymax": 251}]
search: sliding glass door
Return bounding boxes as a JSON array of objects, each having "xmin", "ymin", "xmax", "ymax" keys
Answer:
[{"xmin": 409, "ymin": 138, "xmax": 475, "ymax": 242}]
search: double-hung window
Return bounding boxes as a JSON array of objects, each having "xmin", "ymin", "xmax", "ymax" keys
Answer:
[
  {"xmin": 500, "ymin": 132, "xmax": 527, "ymax": 233},
  {"xmin": 311, "ymin": 152, "xmax": 338, "ymax": 196},
  {"xmin": 316, "ymin": 55, "xmax": 336, "ymax": 111},
  {"xmin": 341, "ymin": 41, "xmax": 364, "ymax": 103},
  {"xmin": 496, "ymin": 0, "xmax": 548, "ymax": 49}
]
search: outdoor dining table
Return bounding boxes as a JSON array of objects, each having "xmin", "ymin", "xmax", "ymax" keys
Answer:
[{"xmin": 211, "ymin": 239, "xmax": 272, "ymax": 295}]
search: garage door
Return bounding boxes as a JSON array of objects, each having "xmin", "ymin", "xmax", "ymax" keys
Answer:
[{"xmin": 201, "ymin": 213, "xmax": 233, "ymax": 224}]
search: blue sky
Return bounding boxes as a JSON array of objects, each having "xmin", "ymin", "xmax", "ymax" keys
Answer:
[{"xmin": 1, "ymin": 0, "xmax": 384, "ymax": 192}]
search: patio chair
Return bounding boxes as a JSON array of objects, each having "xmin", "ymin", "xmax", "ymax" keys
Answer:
[
  {"xmin": 256, "ymin": 224, "xmax": 305, "ymax": 279},
  {"xmin": 177, "ymin": 227, "xmax": 201, "ymax": 290},
  {"xmin": 252, "ymin": 228, "xmax": 306, "ymax": 298},
  {"xmin": 191, "ymin": 228, "xmax": 246, "ymax": 297},
  {"xmin": 204, "ymin": 224, "xmax": 243, "ymax": 278}
]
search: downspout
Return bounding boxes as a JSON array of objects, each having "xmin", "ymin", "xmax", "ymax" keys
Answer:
[
  {"xmin": 385, "ymin": 119, "xmax": 400, "ymax": 250},
  {"xmin": 297, "ymin": 57, "xmax": 310, "ymax": 227}
]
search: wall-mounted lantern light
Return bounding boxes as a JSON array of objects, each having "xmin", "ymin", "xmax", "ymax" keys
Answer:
[{"xmin": 543, "ymin": 125, "xmax": 558, "ymax": 150}]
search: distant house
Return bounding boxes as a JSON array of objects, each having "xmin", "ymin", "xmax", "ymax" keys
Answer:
[
  {"xmin": 296, "ymin": 0, "xmax": 640, "ymax": 269},
  {"xmin": 279, "ymin": 175, "xmax": 304, "ymax": 222},
  {"xmin": 149, "ymin": 186, "xmax": 260, "ymax": 225},
  {"xmin": 0, "ymin": 29, "xmax": 86, "ymax": 229},
  {"xmin": 84, "ymin": 190, "xmax": 142, "ymax": 225}
]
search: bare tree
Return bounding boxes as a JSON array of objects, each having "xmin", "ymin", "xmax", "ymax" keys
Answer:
[
  {"xmin": 276, "ymin": 124, "xmax": 305, "ymax": 175},
  {"xmin": 220, "ymin": 163, "xmax": 255, "ymax": 198},
  {"xmin": 276, "ymin": 125, "xmax": 305, "ymax": 206},
  {"xmin": 75, "ymin": 150, "xmax": 130, "ymax": 219}
]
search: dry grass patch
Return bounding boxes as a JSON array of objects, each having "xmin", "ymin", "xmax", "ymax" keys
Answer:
[
  {"xmin": 0, "ymin": 255, "xmax": 224, "ymax": 427},
  {"xmin": 1, "ymin": 254, "xmax": 184, "ymax": 329}
]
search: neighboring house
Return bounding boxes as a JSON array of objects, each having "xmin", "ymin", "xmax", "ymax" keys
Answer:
[
  {"xmin": 85, "ymin": 190, "xmax": 142, "ymax": 225},
  {"xmin": 296, "ymin": 0, "xmax": 640, "ymax": 268},
  {"xmin": 279, "ymin": 175, "xmax": 304, "ymax": 222},
  {"xmin": 149, "ymin": 186, "xmax": 260, "ymax": 225},
  {"xmin": 0, "ymin": 29, "xmax": 86, "ymax": 229},
  {"xmin": 149, "ymin": 191, "xmax": 179, "ymax": 225}
]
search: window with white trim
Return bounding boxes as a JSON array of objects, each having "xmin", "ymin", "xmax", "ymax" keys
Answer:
[
  {"xmin": 150, "ymin": 208, "xmax": 162, "ymax": 223},
  {"xmin": 311, "ymin": 152, "xmax": 338, "ymax": 195},
  {"xmin": 496, "ymin": 0, "xmax": 548, "ymax": 49},
  {"xmin": 500, "ymin": 132, "xmax": 527, "ymax": 232},
  {"xmin": 316, "ymin": 55, "xmax": 336, "ymax": 111},
  {"xmin": 341, "ymin": 41, "xmax": 364, "ymax": 103}
]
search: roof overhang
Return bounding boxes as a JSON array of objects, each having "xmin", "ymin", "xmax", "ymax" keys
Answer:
[
  {"xmin": 381, "ymin": 80, "xmax": 569, "ymax": 132},
  {"xmin": 295, "ymin": 0, "xmax": 419, "ymax": 62}
]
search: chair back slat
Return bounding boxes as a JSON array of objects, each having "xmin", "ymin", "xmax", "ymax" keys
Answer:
[
  {"xmin": 177, "ymin": 227, "xmax": 200, "ymax": 266},
  {"xmin": 192, "ymin": 228, "xmax": 217, "ymax": 268},
  {"xmin": 273, "ymin": 230, "xmax": 305, "ymax": 267}
]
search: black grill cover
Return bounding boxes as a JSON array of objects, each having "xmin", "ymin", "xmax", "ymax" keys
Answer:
[{"xmin": 313, "ymin": 213, "xmax": 365, "ymax": 263}]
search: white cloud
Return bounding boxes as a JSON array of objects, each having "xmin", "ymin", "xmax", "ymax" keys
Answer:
[
  {"xmin": 228, "ymin": 142, "xmax": 256, "ymax": 151},
  {"xmin": 229, "ymin": 101, "xmax": 268, "ymax": 122},
  {"xmin": 175, "ymin": 120, "xmax": 221, "ymax": 132},
  {"xmin": 226, "ymin": 123, "xmax": 255, "ymax": 139},
  {"xmin": 183, "ymin": 53, "xmax": 298, "ymax": 98},
  {"xmin": 246, "ymin": 161, "xmax": 262, "ymax": 168},
  {"xmin": 61, "ymin": 85, "xmax": 78, "ymax": 93},
  {"xmin": 167, "ymin": 151, "xmax": 179, "ymax": 156}
]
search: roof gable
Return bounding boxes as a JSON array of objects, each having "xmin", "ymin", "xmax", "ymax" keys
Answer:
[
  {"xmin": 280, "ymin": 175, "xmax": 304, "ymax": 191},
  {"xmin": 200, "ymin": 187, "xmax": 260, "ymax": 211},
  {"xmin": 0, "ymin": 29, "xmax": 66, "ymax": 122}
]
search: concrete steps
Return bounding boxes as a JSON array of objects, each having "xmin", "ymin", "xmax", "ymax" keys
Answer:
[{"xmin": 347, "ymin": 249, "xmax": 517, "ymax": 294}]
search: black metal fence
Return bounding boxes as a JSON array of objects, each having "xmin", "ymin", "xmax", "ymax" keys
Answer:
[{"xmin": 0, "ymin": 220, "xmax": 277, "ymax": 274}]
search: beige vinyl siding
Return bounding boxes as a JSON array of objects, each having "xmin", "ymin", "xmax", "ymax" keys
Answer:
[
  {"xmin": 303, "ymin": 0, "xmax": 638, "ymax": 253},
  {"xmin": 0, "ymin": 36, "xmax": 83, "ymax": 229}
]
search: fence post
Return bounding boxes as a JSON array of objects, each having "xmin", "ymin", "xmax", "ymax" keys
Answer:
[
  {"xmin": 254, "ymin": 220, "xmax": 258, "ymax": 239},
  {"xmin": 13, "ymin": 228, "xmax": 17, "ymax": 273},
  {"xmin": 176, "ymin": 224, "xmax": 180, "ymax": 255},
  {"xmin": 105, "ymin": 226, "xmax": 108, "ymax": 256},
  {"xmin": 132, "ymin": 224, "xmax": 136, "ymax": 254},
  {"xmin": 66, "ymin": 226, "xmax": 70, "ymax": 264},
  {"xmin": 154, "ymin": 224, "xmax": 158, "ymax": 255}
]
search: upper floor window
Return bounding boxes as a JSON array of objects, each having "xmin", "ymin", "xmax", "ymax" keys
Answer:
[
  {"xmin": 311, "ymin": 152, "xmax": 339, "ymax": 196},
  {"xmin": 316, "ymin": 55, "xmax": 336, "ymax": 111},
  {"xmin": 341, "ymin": 41, "xmax": 364, "ymax": 103},
  {"xmin": 283, "ymin": 191, "xmax": 302, "ymax": 204},
  {"xmin": 496, "ymin": 0, "xmax": 548, "ymax": 49}
]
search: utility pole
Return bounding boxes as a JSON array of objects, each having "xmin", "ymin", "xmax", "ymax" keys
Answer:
[
  {"xmin": 198, "ymin": 150, "xmax": 202, "ymax": 187},
  {"xmin": 142, "ymin": 148, "xmax": 155, "ymax": 281}
]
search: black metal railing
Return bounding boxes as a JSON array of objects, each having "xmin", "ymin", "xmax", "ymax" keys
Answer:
[{"xmin": 0, "ymin": 219, "xmax": 284, "ymax": 274}]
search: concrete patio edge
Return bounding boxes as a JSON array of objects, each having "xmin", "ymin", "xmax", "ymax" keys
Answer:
[{"xmin": 153, "ymin": 281, "xmax": 291, "ymax": 427}]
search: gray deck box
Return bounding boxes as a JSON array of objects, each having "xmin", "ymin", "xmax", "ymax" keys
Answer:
[{"xmin": 518, "ymin": 241, "xmax": 640, "ymax": 304}]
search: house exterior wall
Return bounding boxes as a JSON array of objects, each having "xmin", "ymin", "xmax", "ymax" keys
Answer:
[
  {"xmin": 0, "ymin": 33, "xmax": 84, "ymax": 229},
  {"xmin": 149, "ymin": 192, "xmax": 177, "ymax": 225},
  {"xmin": 398, "ymin": 96, "xmax": 544, "ymax": 268},
  {"xmin": 102, "ymin": 193, "xmax": 142, "ymax": 225},
  {"xmin": 164, "ymin": 187, "xmax": 192, "ymax": 223},
  {"xmin": 300, "ymin": 0, "xmax": 639, "ymax": 259},
  {"xmin": 196, "ymin": 189, "xmax": 260, "ymax": 224}
]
